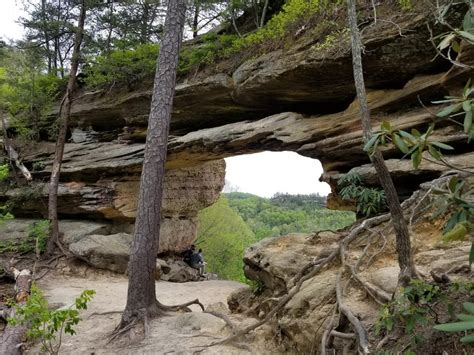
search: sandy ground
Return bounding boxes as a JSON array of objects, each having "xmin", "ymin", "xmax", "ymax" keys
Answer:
[{"xmin": 33, "ymin": 274, "xmax": 278, "ymax": 355}]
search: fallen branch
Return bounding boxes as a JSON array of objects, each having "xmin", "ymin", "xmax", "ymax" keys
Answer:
[
  {"xmin": 0, "ymin": 268, "xmax": 33, "ymax": 354},
  {"xmin": 1, "ymin": 113, "xmax": 32, "ymax": 182}
]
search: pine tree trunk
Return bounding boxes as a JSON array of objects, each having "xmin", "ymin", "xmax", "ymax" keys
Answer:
[
  {"xmin": 347, "ymin": 0, "xmax": 417, "ymax": 284},
  {"xmin": 119, "ymin": 0, "xmax": 187, "ymax": 326},
  {"xmin": 46, "ymin": 0, "xmax": 86, "ymax": 257}
]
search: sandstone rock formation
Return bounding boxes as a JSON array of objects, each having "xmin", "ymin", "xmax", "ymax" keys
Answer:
[
  {"xmin": 227, "ymin": 178, "xmax": 473, "ymax": 353},
  {"xmin": 2, "ymin": 5, "xmax": 473, "ymax": 269}
]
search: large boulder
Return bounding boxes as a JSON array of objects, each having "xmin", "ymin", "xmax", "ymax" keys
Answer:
[{"xmin": 68, "ymin": 233, "xmax": 132, "ymax": 273}]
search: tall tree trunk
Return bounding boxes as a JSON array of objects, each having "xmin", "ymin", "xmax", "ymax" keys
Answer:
[
  {"xmin": 46, "ymin": 0, "xmax": 87, "ymax": 257},
  {"xmin": 347, "ymin": 0, "xmax": 417, "ymax": 284},
  {"xmin": 41, "ymin": 0, "xmax": 52, "ymax": 74},
  {"xmin": 259, "ymin": 0, "xmax": 269, "ymax": 28},
  {"xmin": 192, "ymin": 3, "xmax": 200, "ymax": 38},
  {"xmin": 118, "ymin": 0, "xmax": 187, "ymax": 328}
]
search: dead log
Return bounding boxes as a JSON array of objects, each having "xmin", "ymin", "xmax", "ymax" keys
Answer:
[
  {"xmin": 1, "ymin": 114, "xmax": 32, "ymax": 182},
  {"xmin": 0, "ymin": 268, "xmax": 33, "ymax": 354}
]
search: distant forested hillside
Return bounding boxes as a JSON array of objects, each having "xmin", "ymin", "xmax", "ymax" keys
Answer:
[
  {"xmin": 196, "ymin": 193, "xmax": 355, "ymax": 282},
  {"xmin": 226, "ymin": 192, "xmax": 355, "ymax": 239}
]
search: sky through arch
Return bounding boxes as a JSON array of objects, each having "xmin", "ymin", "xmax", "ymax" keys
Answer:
[{"xmin": 224, "ymin": 151, "xmax": 331, "ymax": 198}]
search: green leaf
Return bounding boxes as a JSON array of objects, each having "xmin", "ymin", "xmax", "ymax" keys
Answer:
[
  {"xmin": 469, "ymin": 242, "xmax": 474, "ymax": 266},
  {"xmin": 460, "ymin": 334, "xmax": 474, "ymax": 343},
  {"xmin": 411, "ymin": 149, "xmax": 422, "ymax": 169},
  {"xmin": 430, "ymin": 141, "xmax": 454, "ymax": 150},
  {"xmin": 411, "ymin": 128, "xmax": 421, "ymax": 137},
  {"xmin": 449, "ymin": 176, "xmax": 459, "ymax": 193},
  {"xmin": 458, "ymin": 30, "xmax": 474, "ymax": 43},
  {"xmin": 393, "ymin": 134, "xmax": 410, "ymax": 153},
  {"xmin": 434, "ymin": 321, "xmax": 474, "ymax": 332},
  {"xmin": 451, "ymin": 40, "xmax": 461, "ymax": 53},
  {"xmin": 463, "ymin": 100, "xmax": 472, "ymax": 112},
  {"xmin": 381, "ymin": 120, "xmax": 391, "ymax": 132},
  {"xmin": 457, "ymin": 314, "xmax": 474, "ymax": 321},
  {"xmin": 364, "ymin": 134, "xmax": 380, "ymax": 152},
  {"xmin": 463, "ymin": 11, "xmax": 473, "ymax": 31},
  {"xmin": 428, "ymin": 145, "xmax": 442, "ymax": 160},
  {"xmin": 437, "ymin": 103, "xmax": 463, "ymax": 117},
  {"xmin": 465, "ymin": 110, "xmax": 473, "ymax": 133},
  {"xmin": 464, "ymin": 302, "xmax": 474, "ymax": 314}
]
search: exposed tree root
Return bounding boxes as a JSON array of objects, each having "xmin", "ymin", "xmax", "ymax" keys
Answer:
[
  {"xmin": 335, "ymin": 272, "xmax": 370, "ymax": 354},
  {"xmin": 108, "ymin": 298, "xmax": 207, "ymax": 344},
  {"xmin": 198, "ymin": 248, "xmax": 340, "ymax": 349}
]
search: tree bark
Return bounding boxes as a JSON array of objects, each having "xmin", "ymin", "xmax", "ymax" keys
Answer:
[
  {"xmin": 46, "ymin": 0, "xmax": 86, "ymax": 257},
  {"xmin": 192, "ymin": 3, "xmax": 200, "ymax": 38},
  {"xmin": 347, "ymin": 0, "xmax": 417, "ymax": 284},
  {"xmin": 118, "ymin": 0, "xmax": 187, "ymax": 328}
]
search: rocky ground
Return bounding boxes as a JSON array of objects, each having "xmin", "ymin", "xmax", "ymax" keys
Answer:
[{"xmin": 24, "ymin": 274, "xmax": 279, "ymax": 354}]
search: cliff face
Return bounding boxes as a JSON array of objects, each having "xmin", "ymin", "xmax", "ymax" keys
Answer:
[{"xmin": 3, "ymin": 6, "xmax": 473, "ymax": 254}]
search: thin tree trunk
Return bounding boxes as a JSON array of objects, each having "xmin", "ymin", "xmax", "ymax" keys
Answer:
[
  {"xmin": 41, "ymin": 0, "xmax": 52, "ymax": 74},
  {"xmin": 193, "ymin": 3, "xmax": 200, "ymax": 38},
  {"xmin": 118, "ymin": 0, "xmax": 187, "ymax": 328},
  {"xmin": 347, "ymin": 0, "xmax": 417, "ymax": 284},
  {"xmin": 46, "ymin": 0, "xmax": 86, "ymax": 257},
  {"xmin": 259, "ymin": 0, "xmax": 269, "ymax": 28}
]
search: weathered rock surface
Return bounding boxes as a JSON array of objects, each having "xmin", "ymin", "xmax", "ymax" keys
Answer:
[
  {"xmin": 229, "ymin": 179, "xmax": 473, "ymax": 353},
  {"xmin": 68, "ymin": 233, "xmax": 132, "ymax": 273},
  {"xmin": 160, "ymin": 259, "xmax": 201, "ymax": 282}
]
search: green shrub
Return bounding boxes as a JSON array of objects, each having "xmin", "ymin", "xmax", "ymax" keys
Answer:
[
  {"xmin": 337, "ymin": 172, "xmax": 387, "ymax": 217},
  {"xmin": 84, "ymin": 43, "xmax": 159, "ymax": 88},
  {"xmin": 9, "ymin": 284, "xmax": 95, "ymax": 355}
]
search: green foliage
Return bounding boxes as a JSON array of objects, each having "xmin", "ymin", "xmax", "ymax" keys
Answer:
[
  {"xmin": 377, "ymin": 280, "xmax": 474, "ymax": 348},
  {"xmin": 28, "ymin": 220, "xmax": 50, "ymax": 254},
  {"xmin": 376, "ymin": 280, "xmax": 443, "ymax": 337},
  {"xmin": 0, "ymin": 47, "xmax": 64, "ymax": 140},
  {"xmin": 433, "ymin": 79, "xmax": 474, "ymax": 142},
  {"xmin": 364, "ymin": 121, "xmax": 454, "ymax": 169},
  {"xmin": 398, "ymin": 0, "xmax": 412, "ymax": 10},
  {"xmin": 337, "ymin": 173, "xmax": 387, "ymax": 217},
  {"xmin": 178, "ymin": 33, "xmax": 239, "ymax": 75},
  {"xmin": 9, "ymin": 284, "xmax": 95, "ymax": 355},
  {"xmin": 431, "ymin": 176, "xmax": 474, "ymax": 264},
  {"xmin": 226, "ymin": 192, "xmax": 355, "ymax": 239},
  {"xmin": 434, "ymin": 302, "xmax": 474, "ymax": 343},
  {"xmin": 197, "ymin": 195, "xmax": 257, "ymax": 282},
  {"xmin": 229, "ymin": 0, "xmax": 344, "ymax": 52},
  {"xmin": 248, "ymin": 279, "xmax": 265, "ymax": 295},
  {"xmin": 84, "ymin": 43, "xmax": 160, "ymax": 89},
  {"xmin": 0, "ymin": 220, "xmax": 50, "ymax": 254}
]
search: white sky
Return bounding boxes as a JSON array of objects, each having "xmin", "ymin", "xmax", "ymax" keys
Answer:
[
  {"xmin": 224, "ymin": 152, "xmax": 331, "ymax": 198},
  {"xmin": 0, "ymin": 0, "xmax": 23, "ymax": 41}
]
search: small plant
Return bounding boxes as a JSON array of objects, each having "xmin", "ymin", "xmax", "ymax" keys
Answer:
[
  {"xmin": 434, "ymin": 302, "xmax": 474, "ymax": 343},
  {"xmin": 32, "ymin": 161, "xmax": 45, "ymax": 172},
  {"xmin": 28, "ymin": 220, "xmax": 50, "ymax": 254},
  {"xmin": 376, "ymin": 280, "xmax": 442, "ymax": 336},
  {"xmin": 0, "ymin": 220, "xmax": 50, "ymax": 254},
  {"xmin": 434, "ymin": 79, "xmax": 474, "ymax": 142},
  {"xmin": 431, "ymin": 176, "xmax": 474, "ymax": 265},
  {"xmin": 9, "ymin": 284, "xmax": 95, "ymax": 355},
  {"xmin": 337, "ymin": 172, "xmax": 387, "ymax": 216},
  {"xmin": 248, "ymin": 279, "xmax": 266, "ymax": 295}
]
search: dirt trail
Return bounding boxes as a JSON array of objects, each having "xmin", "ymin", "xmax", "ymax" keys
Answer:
[{"xmin": 35, "ymin": 274, "xmax": 277, "ymax": 354}]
